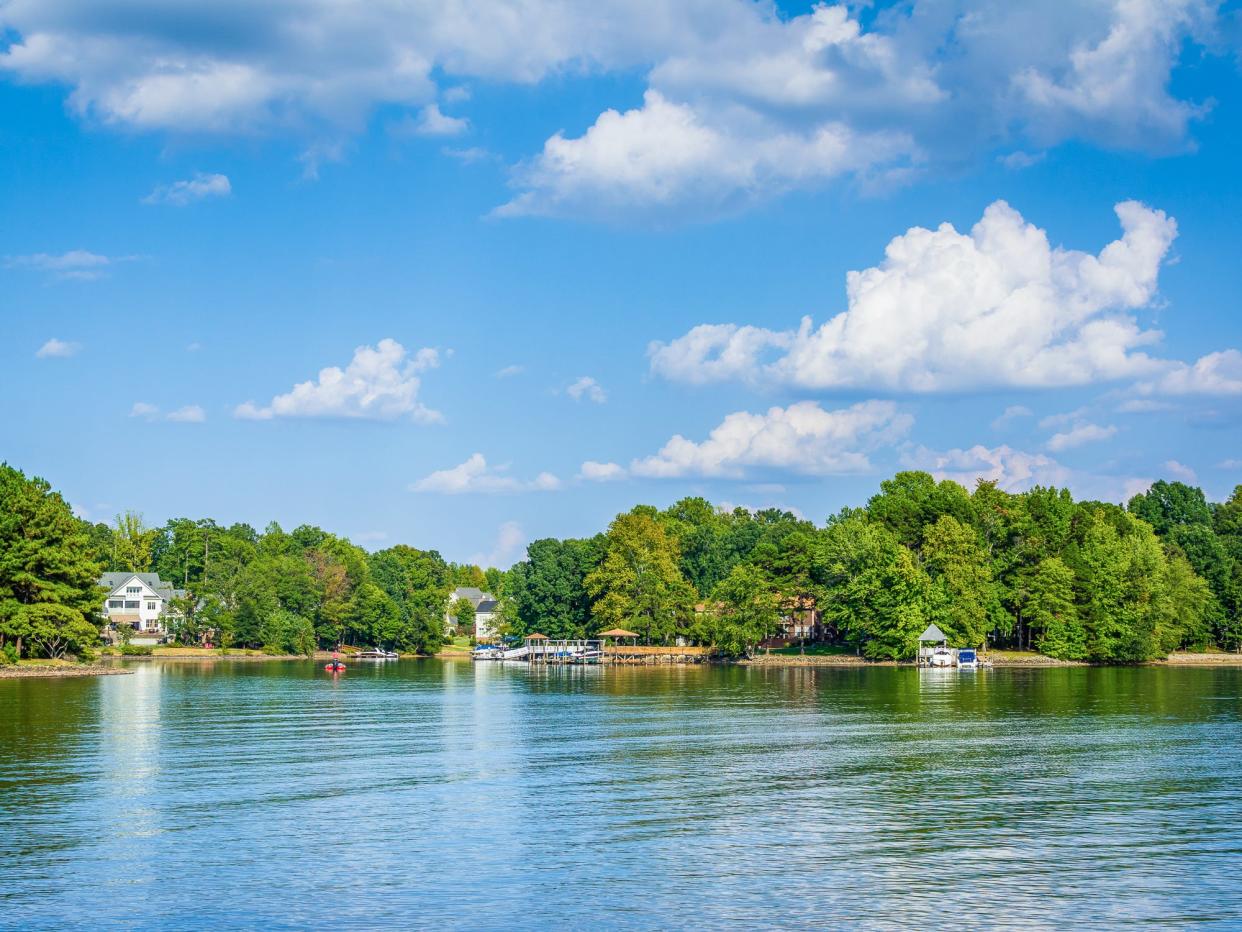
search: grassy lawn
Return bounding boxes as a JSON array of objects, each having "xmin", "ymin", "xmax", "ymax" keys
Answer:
[{"xmin": 437, "ymin": 636, "xmax": 474, "ymax": 654}]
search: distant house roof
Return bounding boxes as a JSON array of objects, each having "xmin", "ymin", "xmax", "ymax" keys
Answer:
[
  {"xmin": 449, "ymin": 587, "xmax": 494, "ymax": 606},
  {"xmin": 918, "ymin": 623, "xmax": 948, "ymax": 643},
  {"xmin": 99, "ymin": 572, "xmax": 186, "ymax": 602},
  {"xmin": 475, "ymin": 600, "xmax": 499, "ymax": 614}
]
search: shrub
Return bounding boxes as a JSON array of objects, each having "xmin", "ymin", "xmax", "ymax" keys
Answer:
[{"xmin": 119, "ymin": 644, "xmax": 153, "ymax": 656}]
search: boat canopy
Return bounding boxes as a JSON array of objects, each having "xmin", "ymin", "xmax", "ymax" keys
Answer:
[{"xmin": 918, "ymin": 624, "xmax": 948, "ymax": 643}]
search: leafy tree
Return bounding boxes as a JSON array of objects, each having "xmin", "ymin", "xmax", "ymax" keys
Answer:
[
  {"xmin": 586, "ymin": 511, "xmax": 697, "ymax": 643},
  {"xmin": 702, "ymin": 563, "xmax": 782, "ymax": 657},
  {"xmin": 922, "ymin": 515, "xmax": 1001, "ymax": 648},
  {"xmin": 818, "ymin": 513, "xmax": 940, "ymax": 659},
  {"xmin": 112, "ymin": 510, "xmax": 157, "ymax": 572},
  {"xmin": 1128, "ymin": 480, "xmax": 1212, "ymax": 535},
  {"xmin": 449, "ymin": 597, "xmax": 476, "ymax": 637},
  {"xmin": 509, "ymin": 537, "xmax": 602, "ymax": 639},
  {"xmin": 368, "ymin": 545, "xmax": 449, "ymax": 653},
  {"xmin": 1027, "ymin": 557, "xmax": 1085, "ymax": 660},
  {"xmin": 867, "ymin": 471, "xmax": 973, "ymax": 553},
  {"xmin": 0, "ymin": 464, "xmax": 104, "ymax": 659}
]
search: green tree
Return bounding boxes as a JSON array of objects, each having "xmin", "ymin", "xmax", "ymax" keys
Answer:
[
  {"xmin": 922, "ymin": 515, "xmax": 1000, "ymax": 648},
  {"xmin": 368, "ymin": 545, "xmax": 449, "ymax": 654},
  {"xmin": 112, "ymin": 510, "xmax": 157, "ymax": 572},
  {"xmin": 1128, "ymin": 480, "xmax": 1213, "ymax": 535},
  {"xmin": 702, "ymin": 563, "xmax": 782, "ymax": 657},
  {"xmin": 0, "ymin": 464, "xmax": 104, "ymax": 659},
  {"xmin": 586, "ymin": 510, "xmax": 697, "ymax": 643},
  {"xmin": 1027, "ymin": 557, "xmax": 1085, "ymax": 660},
  {"xmin": 509, "ymin": 537, "xmax": 602, "ymax": 639},
  {"xmin": 449, "ymin": 597, "xmax": 476, "ymax": 637},
  {"xmin": 818, "ymin": 513, "xmax": 940, "ymax": 659}
]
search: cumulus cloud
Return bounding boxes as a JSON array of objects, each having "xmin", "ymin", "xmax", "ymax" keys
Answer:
[
  {"xmin": 35, "ymin": 337, "xmax": 80, "ymax": 358},
  {"xmin": 411, "ymin": 454, "xmax": 560, "ymax": 494},
  {"xmin": 1136, "ymin": 349, "xmax": 1242, "ymax": 396},
  {"xmin": 400, "ymin": 103, "xmax": 468, "ymax": 137},
  {"xmin": 0, "ymin": 1, "xmax": 1220, "ymax": 218},
  {"xmin": 1162, "ymin": 459, "xmax": 1197, "ymax": 482},
  {"xmin": 166, "ymin": 405, "xmax": 207, "ymax": 423},
  {"xmin": 129, "ymin": 401, "xmax": 205, "ymax": 422},
  {"xmin": 606, "ymin": 400, "xmax": 910, "ymax": 480},
  {"xmin": 579, "ymin": 460, "xmax": 627, "ymax": 482},
  {"xmin": 906, "ymin": 442, "xmax": 1156, "ymax": 503},
  {"xmin": 143, "ymin": 172, "xmax": 231, "ymax": 206},
  {"xmin": 566, "ymin": 376, "xmax": 607, "ymax": 404},
  {"xmin": 651, "ymin": 200, "xmax": 1180, "ymax": 392},
  {"xmin": 235, "ymin": 338, "xmax": 442, "ymax": 422},
  {"xmin": 1047, "ymin": 422, "xmax": 1117, "ymax": 452},
  {"xmin": 4, "ymin": 249, "xmax": 129, "ymax": 280}
]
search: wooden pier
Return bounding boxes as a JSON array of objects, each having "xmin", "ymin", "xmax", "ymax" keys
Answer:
[{"xmin": 522, "ymin": 635, "xmax": 714, "ymax": 665}]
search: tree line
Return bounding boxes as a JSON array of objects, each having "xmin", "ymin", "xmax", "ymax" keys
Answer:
[{"xmin": 2, "ymin": 459, "xmax": 1241, "ymax": 662}]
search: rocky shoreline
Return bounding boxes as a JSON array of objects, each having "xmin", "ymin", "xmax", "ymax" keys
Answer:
[{"xmin": 0, "ymin": 664, "xmax": 133, "ymax": 679}]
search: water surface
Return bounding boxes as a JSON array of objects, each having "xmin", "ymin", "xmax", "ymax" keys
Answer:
[{"xmin": 2, "ymin": 660, "xmax": 1241, "ymax": 928}]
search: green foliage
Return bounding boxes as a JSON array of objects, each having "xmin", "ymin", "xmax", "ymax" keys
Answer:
[
  {"xmin": 508, "ymin": 537, "xmax": 602, "ymax": 639},
  {"xmin": 1028, "ymin": 557, "xmax": 1086, "ymax": 659},
  {"xmin": 119, "ymin": 644, "xmax": 154, "ymax": 656},
  {"xmin": 922, "ymin": 515, "xmax": 1001, "ymax": 648},
  {"xmin": 586, "ymin": 511, "xmax": 697, "ymax": 643},
  {"xmin": 367, "ymin": 545, "xmax": 449, "ymax": 653},
  {"xmin": 0, "ymin": 464, "xmax": 104, "ymax": 660},
  {"xmin": 702, "ymin": 564, "xmax": 782, "ymax": 657}
]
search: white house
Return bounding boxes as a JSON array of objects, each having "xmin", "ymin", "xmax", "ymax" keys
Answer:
[
  {"xmin": 445, "ymin": 587, "xmax": 500, "ymax": 641},
  {"xmin": 100, "ymin": 572, "xmax": 185, "ymax": 646}
]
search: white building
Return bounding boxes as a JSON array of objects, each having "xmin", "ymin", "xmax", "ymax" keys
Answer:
[
  {"xmin": 445, "ymin": 587, "xmax": 500, "ymax": 641},
  {"xmin": 100, "ymin": 572, "xmax": 185, "ymax": 646}
]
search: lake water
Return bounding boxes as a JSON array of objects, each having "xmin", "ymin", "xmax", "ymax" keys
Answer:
[{"xmin": 2, "ymin": 660, "xmax": 1241, "ymax": 929}]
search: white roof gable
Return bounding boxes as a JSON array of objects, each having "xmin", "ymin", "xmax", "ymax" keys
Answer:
[{"xmin": 107, "ymin": 575, "xmax": 161, "ymax": 600}]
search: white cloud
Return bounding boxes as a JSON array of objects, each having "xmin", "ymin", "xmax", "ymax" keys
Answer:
[
  {"xmin": 999, "ymin": 150, "xmax": 1046, "ymax": 170},
  {"xmin": 1038, "ymin": 408, "xmax": 1089, "ymax": 429},
  {"xmin": 497, "ymin": 88, "xmax": 915, "ymax": 219},
  {"xmin": 566, "ymin": 376, "xmax": 607, "ymax": 404},
  {"xmin": 405, "ymin": 103, "xmax": 468, "ymax": 137},
  {"xmin": 5, "ymin": 249, "xmax": 128, "ymax": 280},
  {"xmin": 622, "ymin": 399, "xmax": 911, "ymax": 479},
  {"xmin": 235, "ymin": 338, "xmax": 442, "ymax": 422},
  {"xmin": 35, "ymin": 337, "xmax": 80, "ymax": 358},
  {"xmin": 905, "ymin": 444, "xmax": 1070, "ymax": 492},
  {"xmin": 470, "ymin": 520, "xmax": 527, "ymax": 568},
  {"xmin": 1047, "ymin": 422, "xmax": 1117, "ymax": 452},
  {"xmin": 0, "ymin": 2, "xmax": 1217, "ymax": 218},
  {"xmin": 143, "ymin": 172, "xmax": 231, "ymax": 206},
  {"xmin": 579, "ymin": 460, "xmax": 627, "ymax": 482},
  {"xmin": 1217, "ymin": 459, "xmax": 1242, "ymax": 470},
  {"xmin": 903, "ymin": 442, "xmax": 1149, "ymax": 503},
  {"xmin": 1137, "ymin": 349, "xmax": 1242, "ymax": 396},
  {"xmin": 129, "ymin": 401, "xmax": 206, "ymax": 423},
  {"xmin": 495, "ymin": 364, "xmax": 524, "ymax": 378},
  {"xmin": 1162, "ymin": 459, "xmax": 1197, "ymax": 482},
  {"xmin": 411, "ymin": 453, "xmax": 560, "ymax": 494},
  {"xmin": 166, "ymin": 405, "xmax": 206, "ymax": 423},
  {"xmin": 651, "ymin": 200, "xmax": 1179, "ymax": 392},
  {"xmin": 991, "ymin": 405, "xmax": 1034, "ymax": 430}
]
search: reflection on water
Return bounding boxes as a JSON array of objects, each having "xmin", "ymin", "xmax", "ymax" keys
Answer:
[{"xmin": 2, "ymin": 661, "xmax": 1241, "ymax": 929}]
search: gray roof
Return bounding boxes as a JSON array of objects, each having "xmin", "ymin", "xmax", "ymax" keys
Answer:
[
  {"xmin": 99, "ymin": 572, "xmax": 186, "ymax": 601},
  {"xmin": 918, "ymin": 623, "xmax": 948, "ymax": 642},
  {"xmin": 475, "ymin": 600, "xmax": 499, "ymax": 614},
  {"xmin": 449, "ymin": 587, "xmax": 494, "ymax": 606}
]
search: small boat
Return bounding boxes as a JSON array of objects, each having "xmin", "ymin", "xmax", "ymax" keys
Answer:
[
  {"xmin": 929, "ymin": 647, "xmax": 954, "ymax": 667},
  {"xmin": 324, "ymin": 661, "xmax": 347, "ymax": 673},
  {"xmin": 958, "ymin": 648, "xmax": 978, "ymax": 669},
  {"xmin": 472, "ymin": 644, "xmax": 504, "ymax": 661},
  {"xmin": 355, "ymin": 648, "xmax": 398, "ymax": 660}
]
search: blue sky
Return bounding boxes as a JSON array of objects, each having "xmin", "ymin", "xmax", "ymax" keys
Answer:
[{"xmin": 3, "ymin": 0, "xmax": 1241, "ymax": 566}]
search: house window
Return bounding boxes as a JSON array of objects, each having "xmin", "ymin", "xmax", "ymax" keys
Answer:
[
  {"xmin": 124, "ymin": 601, "xmax": 139, "ymax": 609},
  {"xmin": 108, "ymin": 600, "xmax": 123, "ymax": 609},
  {"xmin": 147, "ymin": 602, "xmax": 157, "ymax": 610},
  {"xmin": 126, "ymin": 586, "xmax": 141, "ymax": 594}
]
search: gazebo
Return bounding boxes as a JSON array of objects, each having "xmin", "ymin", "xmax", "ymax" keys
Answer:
[
  {"xmin": 917, "ymin": 623, "xmax": 949, "ymax": 666},
  {"xmin": 524, "ymin": 632, "xmax": 548, "ymax": 660},
  {"xmin": 598, "ymin": 627, "xmax": 639, "ymax": 645}
]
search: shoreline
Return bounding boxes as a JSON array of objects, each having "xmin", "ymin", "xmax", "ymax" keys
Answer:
[{"xmin": 0, "ymin": 663, "xmax": 134, "ymax": 679}]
